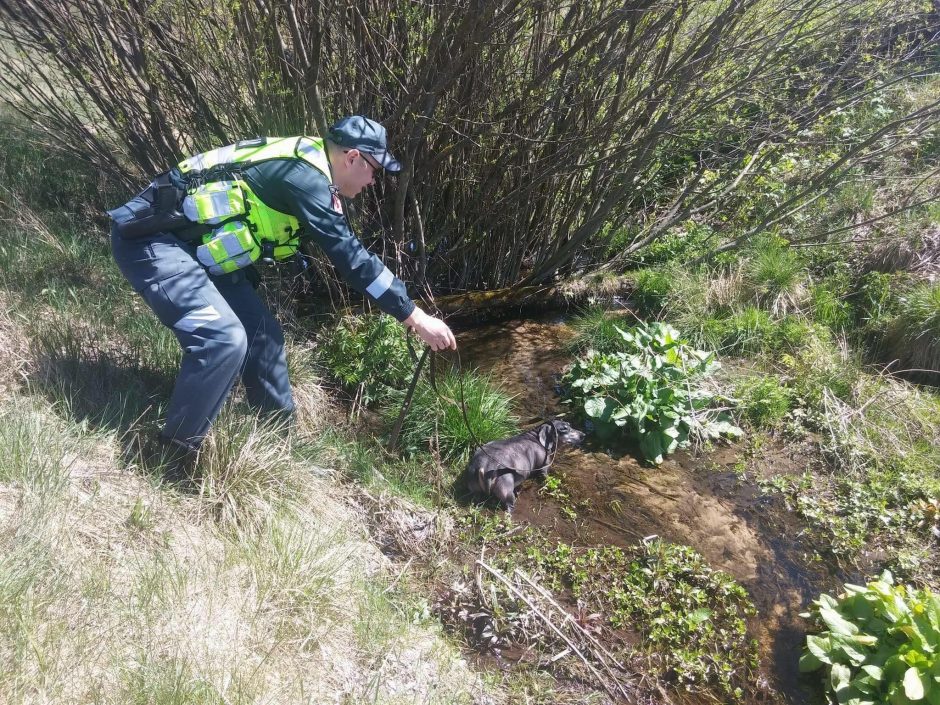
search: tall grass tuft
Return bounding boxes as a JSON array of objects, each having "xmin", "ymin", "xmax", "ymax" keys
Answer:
[
  {"xmin": 197, "ymin": 411, "xmax": 301, "ymax": 527},
  {"xmin": 383, "ymin": 369, "xmax": 518, "ymax": 464},
  {"xmin": 0, "ymin": 397, "xmax": 71, "ymax": 495},
  {"xmin": 885, "ymin": 281, "xmax": 940, "ymax": 382},
  {"xmin": 744, "ymin": 237, "xmax": 807, "ymax": 314},
  {"xmin": 119, "ymin": 655, "xmax": 231, "ymax": 705},
  {"xmin": 236, "ymin": 512, "xmax": 350, "ymax": 642}
]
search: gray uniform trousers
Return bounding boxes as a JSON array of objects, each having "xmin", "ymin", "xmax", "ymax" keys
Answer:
[{"xmin": 111, "ymin": 226, "xmax": 294, "ymax": 448}]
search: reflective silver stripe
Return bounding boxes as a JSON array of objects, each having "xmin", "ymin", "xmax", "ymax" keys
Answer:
[
  {"xmin": 207, "ymin": 191, "xmax": 233, "ymax": 222},
  {"xmin": 216, "ymin": 144, "xmax": 237, "ymax": 166},
  {"xmin": 365, "ymin": 267, "xmax": 394, "ymax": 299},
  {"xmin": 231, "ymin": 252, "xmax": 253, "ymax": 269},
  {"xmin": 296, "ymin": 139, "xmax": 331, "ymax": 173},
  {"xmin": 196, "ymin": 244, "xmax": 216, "ymax": 268},
  {"xmin": 220, "ymin": 233, "xmax": 245, "ymax": 257},
  {"xmin": 174, "ymin": 305, "xmax": 221, "ymax": 333},
  {"xmin": 183, "ymin": 153, "xmax": 206, "ymax": 171}
]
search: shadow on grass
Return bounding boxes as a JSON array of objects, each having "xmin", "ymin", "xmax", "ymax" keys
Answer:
[{"xmin": 30, "ymin": 332, "xmax": 175, "ymax": 435}]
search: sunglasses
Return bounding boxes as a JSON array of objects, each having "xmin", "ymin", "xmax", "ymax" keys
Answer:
[{"xmin": 344, "ymin": 149, "xmax": 382, "ymax": 171}]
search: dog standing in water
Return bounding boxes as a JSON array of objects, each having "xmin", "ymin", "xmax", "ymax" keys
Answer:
[{"xmin": 465, "ymin": 419, "xmax": 585, "ymax": 511}]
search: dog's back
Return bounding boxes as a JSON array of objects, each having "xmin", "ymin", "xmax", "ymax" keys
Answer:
[{"xmin": 464, "ymin": 420, "xmax": 584, "ymax": 510}]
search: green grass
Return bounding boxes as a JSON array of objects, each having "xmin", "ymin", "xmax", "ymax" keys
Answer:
[
  {"xmin": 809, "ymin": 278, "xmax": 853, "ymax": 331},
  {"xmin": 195, "ymin": 410, "xmax": 302, "ymax": 527},
  {"xmin": 751, "ymin": 331, "xmax": 940, "ymax": 578},
  {"xmin": 0, "ymin": 397, "xmax": 71, "ymax": 493},
  {"xmin": 382, "ymin": 367, "xmax": 518, "ymax": 465},
  {"xmin": 885, "ymin": 281, "xmax": 940, "ymax": 380},
  {"xmin": 745, "ymin": 238, "xmax": 807, "ymax": 314},
  {"xmin": 735, "ymin": 376, "xmax": 794, "ymax": 429},
  {"xmin": 565, "ymin": 306, "xmax": 635, "ymax": 354}
]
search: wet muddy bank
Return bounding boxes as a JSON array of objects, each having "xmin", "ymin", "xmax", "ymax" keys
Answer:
[{"xmin": 453, "ymin": 316, "xmax": 847, "ymax": 704}]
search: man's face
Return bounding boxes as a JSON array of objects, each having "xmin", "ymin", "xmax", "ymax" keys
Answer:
[{"xmin": 336, "ymin": 148, "xmax": 379, "ymax": 198}]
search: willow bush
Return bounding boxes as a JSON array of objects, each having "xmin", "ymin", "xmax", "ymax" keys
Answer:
[{"xmin": 1, "ymin": 0, "xmax": 936, "ymax": 297}]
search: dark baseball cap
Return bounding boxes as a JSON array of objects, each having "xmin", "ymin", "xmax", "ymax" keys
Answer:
[{"xmin": 327, "ymin": 115, "xmax": 401, "ymax": 173}]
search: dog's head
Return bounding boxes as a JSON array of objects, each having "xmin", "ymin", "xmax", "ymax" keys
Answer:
[{"xmin": 537, "ymin": 419, "xmax": 585, "ymax": 452}]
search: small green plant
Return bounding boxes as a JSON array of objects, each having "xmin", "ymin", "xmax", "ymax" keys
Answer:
[
  {"xmin": 811, "ymin": 278, "xmax": 853, "ymax": 331},
  {"xmin": 630, "ymin": 268, "xmax": 673, "ymax": 314},
  {"xmin": 445, "ymin": 531, "xmax": 758, "ymax": 700},
  {"xmin": 801, "ymin": 571, "xmax": 940, "ymax": 705},
  {"xmin": 735, "ymin": 376, "xmax": 794, "ymax": 429},
  {"xmin": 317, "ymin": 313, "xmax": 413, "ymax": 407},
  {"xmin": 563, "ymin": 321, "xmax": 741, "ymax": 464},
  {"xmin": 886, "ymin": 281, "xmax": 940, "ymax": 382}
]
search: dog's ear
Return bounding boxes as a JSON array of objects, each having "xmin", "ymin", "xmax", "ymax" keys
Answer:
[{"xmin": 538, "ymin": 422, "xmax": 557, "ymax": 452}]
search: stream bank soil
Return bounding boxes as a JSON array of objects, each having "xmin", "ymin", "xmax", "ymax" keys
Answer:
[{"xmin": 452, "ymin": 317, "xmax": 848, "ymax": 704}]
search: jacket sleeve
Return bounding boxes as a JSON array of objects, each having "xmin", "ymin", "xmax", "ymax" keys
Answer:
[{"xmin": 279, "ymin": 162, "xmax": 416, "ymax": 322}]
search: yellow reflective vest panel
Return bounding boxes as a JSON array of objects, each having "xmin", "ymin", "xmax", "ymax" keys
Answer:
[{"xmin": 178, "ymin": 137, "xmax": 333, "ymax": 262}]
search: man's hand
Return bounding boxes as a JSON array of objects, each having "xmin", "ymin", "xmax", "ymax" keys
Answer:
[{"xmin": 403, "ymin": 307, "xmax": 457, "ymax": 351}]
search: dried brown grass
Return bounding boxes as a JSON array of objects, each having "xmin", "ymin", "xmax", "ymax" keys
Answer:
[
  {"xmin": 862, "ymin": 226, "xmax": 940, "ymax": 281},
  {"xmin": 0, "ymin": 293, "xmax": 30, "ymax": 395},
  {"xmin": 0, "ymin": 395, "xmax": 490, "ymax": 705}
]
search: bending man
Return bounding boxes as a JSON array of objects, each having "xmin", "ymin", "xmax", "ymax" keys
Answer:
[{"xmin": 108, "ymin": 115, "xmax": 456, "ymax": 460}]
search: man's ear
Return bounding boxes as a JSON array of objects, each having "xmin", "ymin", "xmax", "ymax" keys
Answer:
[{"xmin": 345, "ymin": 148, "xmax": 360, "ymax": 167}]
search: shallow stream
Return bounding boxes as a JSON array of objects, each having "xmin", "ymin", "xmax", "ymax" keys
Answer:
[{"xmin": 456, "ymin": 316, "xmax": 844, "ymax": 704}]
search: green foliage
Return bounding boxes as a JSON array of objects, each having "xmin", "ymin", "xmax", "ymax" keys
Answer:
[
  {"xmin": 763, "ymin": 332, "xmax": 940, "ymax": 574},
  {"xmin": 702, "ymin": 308, "xmax": 817, "ymax": 356},
  {"xmin": 563, "ymin": 321, "xmax": 741, "ymax": 464},
  {"xmin": 811, "ymin": 277, "xmax": 853, "ymax": 331},
  {"xmin": 735, "ymin": 376, "xmax": 794, "ymax": 429},
  {"xmin": 630, "ymin": 268, "xmax": 674, "ymax": 315},
  {"xmin": 855, "ymin": 272, "xmax": 903, "ymax": 335},
  {"xmin": 459, "ymin": 524, "xmax": 758, "ymax": 700},
  {"xmin": 801, "ymin": 571, "xmax": 940, "ymax": 705},
  {"xmin": 886, "ymin": 281, "xmax": 940, "ymax": 380},
  {"xmin": 382, "ymin": 368, "xmax": 518, "ymax": 464},
  {"xmin": 317, "ymin": 314, "xmax": 413, "ymax": 407},
  {"xmin": 744, "ymin": 237, "xmax": 807, "ymax": 313},
  {"xmin": 628, "ymin": 221, "xmax": 717, "ymax": 267},
  {"xmin": 566, "ymin": 307, "xmax": 634, "ymax": 355}
]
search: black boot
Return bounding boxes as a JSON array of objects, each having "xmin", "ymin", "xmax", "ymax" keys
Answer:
[{"xmin": 139, "ymin": 434, "xmax": 199, "ymax": 487}]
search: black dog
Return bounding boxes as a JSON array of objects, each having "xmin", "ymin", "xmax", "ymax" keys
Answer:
[{"xmin": 465, "ymin": 419, "xmax": 585, "ymax": 511}]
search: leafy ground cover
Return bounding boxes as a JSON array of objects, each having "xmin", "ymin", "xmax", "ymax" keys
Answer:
[
  {"xmin": 439, "ymin": 513, "xmax": 759, "ymax": 702},
  {"xmin": 563, "ymin": 320, "xmax": 741, "ymax": 463},
  {"xmin": 800, "ymin": 572, "xmax": 940, "ymax": 705}
]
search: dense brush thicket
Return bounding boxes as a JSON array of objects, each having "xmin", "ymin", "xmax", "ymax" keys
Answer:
[{"xmin": 1, "ymin": 0, "xmax": 937, "ymax": 296}]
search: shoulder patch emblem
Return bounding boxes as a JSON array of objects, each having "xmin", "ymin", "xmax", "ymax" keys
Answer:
[{"xmin": 331, "ymin": 192, "xmax": 343, "ymax": 214}]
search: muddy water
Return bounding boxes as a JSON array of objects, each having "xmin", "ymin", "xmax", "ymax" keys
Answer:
[{"xmin": 456, "ymin": 317, "xmax": 840, "ymax": 705}]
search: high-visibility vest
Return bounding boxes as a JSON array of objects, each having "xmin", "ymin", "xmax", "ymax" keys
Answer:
[{"xmin": 177, "ymin": 137, "xmax": 332, "ymax": 274}]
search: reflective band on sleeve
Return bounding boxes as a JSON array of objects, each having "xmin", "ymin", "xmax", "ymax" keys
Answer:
[
  {"xmin": 365, "ymin": 267, "xmax": 394, "ymax": 299},
  {"xmin": 174, "ymin": 305, "xmax": 221, "ymax": 333}
]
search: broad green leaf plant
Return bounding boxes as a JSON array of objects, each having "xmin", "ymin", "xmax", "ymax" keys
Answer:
[
  {"xmin": 801, "ymin": 571, "xmax": 940, "ymax": 705},
  {"xmin": 562, "ymin": 321, "xmax": 741, "ymax": 463}
]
